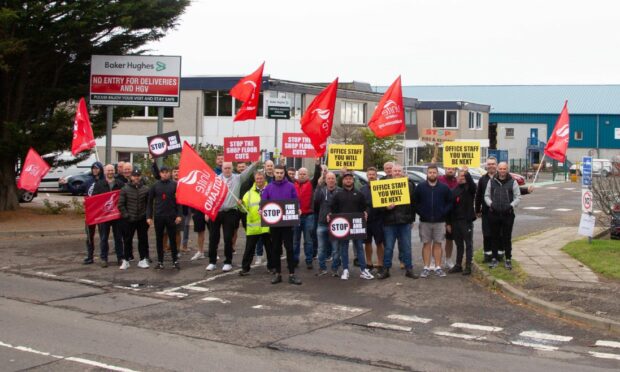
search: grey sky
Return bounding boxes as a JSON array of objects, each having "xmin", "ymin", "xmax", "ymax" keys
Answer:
[{"xmin": 146, "ymin": 0, "xmax": 620, "ymax": 86}]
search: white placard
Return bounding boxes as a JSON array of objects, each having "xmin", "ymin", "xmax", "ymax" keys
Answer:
[
  {"xmin": 615, "ymin": 128, "xmax": 620, "ymax": 139},
  {"xmin": 578, "ymin": 213, "xmax": 596, "ymax": 237}
]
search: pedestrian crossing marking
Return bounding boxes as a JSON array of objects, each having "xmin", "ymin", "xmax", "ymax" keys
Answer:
[
  {"xmin": 553, "ymin": 208, "xmax": 572, "ymax": 212},
  {"xmin": 366, "ymin": 322, "xmax": 412, "ymax": 332},
  {"xmin": 589, "ymin": 351, "xmax": 620, "ymax": 360},
  {"xmin": 387, "ymin": 314, "xmax": 433, "ymax": 323},
  {"xmin": 434, "ymin": 331, "xmax": 485, "ymax": 341},
  {"xmin": 511, "ymin": 340, "xmax": 558, "ymax": 351},
  {"xmin": 451, "ymin": 323, "xmax": 503, "ymax": 332},
  {"xmin": 523, "ymin": 207, "xmax": 545, "ymax": 210},
  {"xmin": 519, "ymin": 330, "xmax": 573, "ymax": 342},
  {"xmin": 596, "ymin": 340, "xmax": 620, "ymax": 349}
]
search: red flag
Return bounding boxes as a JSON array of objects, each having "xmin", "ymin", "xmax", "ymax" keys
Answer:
[
  {"xmin": 71, "ymin": 97, "xmax": 96, "ymax": 155},
  {"xmin": 176, "ymin": 142, "xmax": 229, "ymax": 220},
  {"xmin": 84, "ymin": 190, "xmax": 121, "ymax": 225},
  {"xmin": 544, "ymin": 101, "xmax": 570, "ymax": 162},
  {"xmin": 230, "ymin": 62, "xmax": 264, "ymax": 122},
  {"xmin": 17, "ymin": 148, "xmax": 51, "ymax": 193},
  {"xmin": 300, "ymin": 78, "xmax": 338, "ymax": 157},
  {"xmin": 368, "ymin": 76, "xmax": 406, "ymax": 138}
]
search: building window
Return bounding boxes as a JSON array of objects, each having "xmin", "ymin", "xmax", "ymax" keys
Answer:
[
  {"xmin": 468, "ymin": 112, "xmax": 475, "ymax": 129},
  {"xmin": 405, "ymin": 108, "xmax": 414, "ymax": 126},
  {"xmin": 432, "ymin": 110, "xmax": 458, "ymax": 128},
  {"xmin": 476, "ymin": 112, "xmax": 483, "ymax": 129},
  {"xmin": 218, "ymin": 91, "xmax": 232, "ymax": 117},
  {"xmin": 505, "ymin": 128, "xmax": 514, "ymax": 138},
  {"xmin": 574, "ymin": 130, "xmax": 583, "ymax": 140},
  {"xmin": 126, "ymin": 106, "xmax": 173, "ymax": 118},
  {"xmin": 341, "ymin": 101, "xmax": 366, "ymax": 125},
  {"xmin": 204, "ymin": 91, "xmax": 217, "ymax": 116}
]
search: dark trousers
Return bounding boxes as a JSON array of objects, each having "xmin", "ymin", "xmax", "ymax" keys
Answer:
[
  {"xmin": 489, "ymin": 212, "xmax": 515, "ymax": 260},
  {"xmin": 453, "ymin": 220, "xmax": 474, "ymax": 267},
  {"xmin": 242, "ymin": 233, "xmax": 272, "ymax": 272},
  {"xmin": 208, "ymin": 209, "xmax": 239, "ymax": 265},
  {"xmin": 270, "ymin": 226, "xmax": 295, "ymax": 274},
  {"xmin": 99, "ymin": 220, "xmax": 124, "ymax": 262},
  {"xmin": 155, "ymin": 216, "xmax": 178, "ymax": 263},
  {"xmin": 122, "ymin": 218, "xmax": 149, "ymax": 261},
  {"xmin": 481, "ymin": 213, "xmax": 492, "ymax": 259},
  {"xmin": 85, "ymin": 223, "xmax": 97, "ymax": 259}
]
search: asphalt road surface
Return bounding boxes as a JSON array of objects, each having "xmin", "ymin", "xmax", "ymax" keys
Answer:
[{"xmin": 1, "ymin": 181, "xmax": 619, "ymax": 371}]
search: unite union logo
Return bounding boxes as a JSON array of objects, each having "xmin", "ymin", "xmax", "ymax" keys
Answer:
[
  {"xmin": 556, "ymin": 123, "xmax": 569, "ymax": 138},
  {"xmin": 103, "ymin": 195, "xmax": 116, "ymax": 213},
  {"xmin": 25, "ymin": 164, "xmax": 41, "ymax": 177},
  {"xmin": 179, "ymin": 169, "xmax": 209, "ymax": 185}
]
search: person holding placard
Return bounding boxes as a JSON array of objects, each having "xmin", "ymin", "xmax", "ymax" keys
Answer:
[
  {"xmin": 313, "ymin": 172, "xmax": 341, "ymax": 277},
  {"xmin": 446, "ymin": 167, "xmax": 477, "ymax": 275},
  {"xmin": 360, "ymin": 167, "xmax": 384, "ymax": 272},
  {"xmin": 438, "ymin": 167, "xmax": 459, "ymax": 270}
]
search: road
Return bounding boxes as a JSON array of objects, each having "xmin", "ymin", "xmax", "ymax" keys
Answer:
[{"xmin": 1, "ymin": 181, "xmax": 618, "ymax": 371}]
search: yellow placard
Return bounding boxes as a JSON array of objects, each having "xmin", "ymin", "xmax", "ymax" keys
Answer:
[
  {"xmin": 443, "ymin": 141, "xmax": 481, "ymax": 168},
  {"xmin": 327, "ymin": 144, "xmax": 364, "ymax": 170},
  {"xmin": 370, "ymin": 177, "xmax": 410, "ymax": 208}
]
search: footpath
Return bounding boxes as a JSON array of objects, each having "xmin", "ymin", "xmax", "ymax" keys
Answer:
[{"xmin": 476, "ymin": 227, "xmax": 620, "ymax": 335}]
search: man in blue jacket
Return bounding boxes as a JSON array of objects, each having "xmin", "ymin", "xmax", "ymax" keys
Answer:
[{"xmin": 414, "ymin": 164, "xmax": 453, "ymax": 278}]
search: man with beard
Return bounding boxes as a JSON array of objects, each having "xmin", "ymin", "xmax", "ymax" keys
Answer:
[
  {"xmin": 475, "ymin": 156, "xmax": 498, "ymax": 262},
  {"xmin": 118, "ymin": 169, "xmax": 150, "ymax": 270},
  {"xmin": 92, "ymin": 164, "xmax": 125, "ymax": 267}
]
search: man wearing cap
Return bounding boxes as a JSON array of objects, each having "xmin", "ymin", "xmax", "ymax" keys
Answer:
[{"xmin": 118, "ymin": 169, "xmax": 150, "ymax": 270}]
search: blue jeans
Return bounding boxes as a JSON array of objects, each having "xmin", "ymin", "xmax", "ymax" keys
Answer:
[
  {"xmin": 339, "ymin": 239, "xmax": 366, "ymax": 271},
  {"xmin": 256, "ymin": 237, "xmax": 264, "ymax": 256},
  {"xmin": 383, "ymin": 223, "xmax": 413, "ymax": 270},
  {"xmin": 294, "ymin": 214, "xmax": 315, "ymax": 265},
  {"xmin": 99, "ymin": 220, "xmax": 124, "ymax": 261},
  {"xmin": 317, "ymin": 224, "xmax": 338, "ymax": 271}
]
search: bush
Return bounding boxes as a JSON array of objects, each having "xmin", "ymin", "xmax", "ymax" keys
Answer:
[
  {"xmin": 70, "ymin": 197, "xmax": 84, "ymax": 215},
  {"xmin": 42, "ymin": 199, "xmax": 70, "ymax": 214}
]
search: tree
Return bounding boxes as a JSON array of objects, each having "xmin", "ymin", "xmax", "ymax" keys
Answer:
[
  {"xmin": 0, "ymin": 0, "xmax": 189, "ymax": 211},
  {"xmin": 359, "ymin": 128, "xmax": 400, "ymax": 169}
]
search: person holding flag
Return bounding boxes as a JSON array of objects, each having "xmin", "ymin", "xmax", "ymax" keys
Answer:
[{"xmin": 92, "ymin": 164, "xmax": 125, "ymax": 267}]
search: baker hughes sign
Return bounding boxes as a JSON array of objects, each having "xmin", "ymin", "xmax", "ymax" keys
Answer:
[{"xmin": 90, "ymin": 55, "xmax": 181, "ymax": 107}]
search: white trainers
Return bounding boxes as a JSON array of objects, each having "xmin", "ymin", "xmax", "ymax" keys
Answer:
[
  {"xmin": 206, "ymin": 263, "xmax": 216, "ymax": 271},
  {"xmin": 254, "ymin": 256, "xmax": 263, "ymax": 265},
  {"xmin": 119, "ymin": 260, "xmax": 130, "ymax": 270},
  {"xmin": 191, "ymin": 252, "xmax": 205, "ymax": 261},
  {"xmin": 137, "ymin": 259, "xmax": 149, "ymax": 269},
  {"xmin": 222, "ymin": 264, "xmax": 233, "ymax": 272},
  {"xmin": 445, "ymin": 258, "xmax": 455, "ymax": 270},
  {"xmin": 360, "ymin": 268, "xmax": 374, "ymax": 280},
  {"xmin": 341, "ymin": 269, "xmax": 350, "ymax": 280}
]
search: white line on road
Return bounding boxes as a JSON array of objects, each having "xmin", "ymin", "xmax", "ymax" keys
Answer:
[
  {"xmin": 78, "ymin": 279, "xmax": 99, "ymax": 285},
  {"xmin": 35, "ymin": 271, "xmax": 58, "ymax": 278},
  {"xmin": 156, "ymin": 291, "xmax": 187, "ymax": 298},
  {"xmin": 589, "ymin": 351, "xmax": 620, "ymax": 361},
  {"xmin": 332, "ymin": 305, "xmax": 365, "ymax": 313},
  {"xmin": 65, "ymin": 357, "xmax": 140, "ymax": 372},
  {"xmin": 546, "ymin": 187, "xmax": 558, "ymax": 190},
  {"xmin": 523, "ymin": 207, "xmax": 545, "ymax": 210},
  {"xmin": 202, "ymin": 297, "xmax": 231, "ymax": 304},
  {"xmin": 511, "ymin": 340, "xmax": 558, "ymax": 351},
  {"xmin": 450, "ymin": 323, "xmax": 503, "ymax": 332},
  {"xmin": 519, "ymin": 331, "xmax": 573, "ymax": 342},
  {"xmin": 251, "ymin": 304, "xmax": 272, "ymax": 310},
  {"xmin": 563, "ymin": 188, "xmax": 576, "ymax": 190},
  {"xmin": 596, "ymin": 340, "xmax": 620, "ymax": 349},
  {"xmin": 387, "ymin": 314, "xmax": 433, "ymax": 323},
  {"xmin": 115, "ymin": 285, "xmax": 141, "ymax": 292},
  {"xmin": 553, "ymin": 208, "xmax": 573, "ymax": 212},
  {"xmin": 181, "ymin": 285, "xmax": 211, "ymax": 292},
  {"xmin": 366, "ymin": 322, "xmax": 412, "ymax": 332},
  {"xmin": 434, "ymin": 331, "xmax": 486, "ymax": 340}
]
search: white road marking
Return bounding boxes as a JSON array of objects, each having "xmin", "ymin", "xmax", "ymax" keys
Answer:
[
  {"xmin": 434, "ymin": 331, "xmax": 485, "ymax": 341},
  {"xmin": 156, "ymin": 291, "xmax": 187, "ymax": 298},
  {"xmin": 181, "ymin": 285, "xmax": 210, "ymax": 292},
  {"xmin": 387, "ymin": 314, "xmax": 433, "ymax": 324},
  {"xmin": 519, "ymin": 331, "xmax": 573, "ymax": 342},
  {"xmin": 366, "ymin": 322, "xmax": 412, "ymax": 332},
  {"xmin": 553, "ymin": 208, "xmax": 572, "ymax": 212},
  {"xmin": 563, "ymin": 187, "xmax": 576, "ymax": 190},
  {"xmin": 115, "ymin": 285, "xmax": 141, "ymax": 292},
  {"xmin": 332, "ymin": 305, "xmax": 365, "ymax": 313},
  {"xmin": 511, "ymin": 340, "xmax": 558, "ymax": 351},
  {"xmin": 78, "ymin": 279, "xmax": 99, "ymax": 285},
  {"xmin": 596, "ymin": 340, "xmax": 620, "ymax": 349},
  {"xmin": 523, "ymin": 207, "xmax": 545, "ymax": 210},
  {"xmin": 546, "ymin": 187, "xmax": 558, "ymax": 190},
  {"xmin": 35, "ymin": 271, "xmax": 58, "ymax": 278},
  {"xmin": 202, "ymin": 297, "xmax": 231, "ymax": 304},
  {"xmin": 451, "ymin": 323, "xmax": 503, "ymax": 332},
  {"xmin": 251, "ymin": 304, "xmax": 272, "ymax": 310},
  {"xmin": 0, "ymin": 341, "xmax": 138, "ymax": 371},
  {"xmin": 589, "ymin": 351, "xmax": 620, "ymax": 361}
]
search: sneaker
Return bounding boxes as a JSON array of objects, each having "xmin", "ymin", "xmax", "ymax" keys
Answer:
[
  {"xmin": 271, "ymin": 274, "xmax": 282, "ymax": 284},
  {"xmin": 353, "ymin": 258, "xmax": 360, "ymax": 267},
  {"xmin": 445, "ymin": 259, "xmax": 455, "ymax": 270},
  {"xmin": 448, "ymin": 265, "xmax": 463, "ymax": 274},
  {"xmin": 376, "ymin": 268, "xmax": 391, "ymax": 280},
  {"xmin": 306, "ymin": 262, "xmax": 313, "ymax": 270},
  {"xmin": 420, "ymin": 268, "xmax": 431, "ymax": 278},
  {"xmin": 239, "ymin": 269, "xmax": 250, "ymax": 276},
  {"xmin": 191, "ymin": 252, "xmax": 205, "ymax": 261},
  {"xmin": 429, "ymin": 262, "xmax": 436, "ymax": 271},
  {"xmin": 119, "ymin": 260, "xmax": 130, "ymax": 270},
  {"xmin": 222, "ymin": 264, "xmax": 233, "ymax": 272},
  {"xmin": 405, "ymin": 269, "xmax": 419, "ymax": 279},
  {"xmin": 462, "ymin": 266, "xmax": 472, "ymax": 276},
  {"xmin": 360, "ymin": 268, "xmax": 374, "ymax": 280},
  {"xmin": 128, "ymin": 255, "xmax": 135, "ymax": 262},
  {"xmin": 341, "ymin": 269, "xmax": 350, "ymax": 280},
  {"xmin": 316, "ymin": 270, "xmax": 329, "ymax": 277},
  {"xmin": 288, "ymin": 275, "xmax": 302, "ymax": 285},
  {"xmin": 137, "ymin": 259, "xmax": 149, "ymax": 269},
  {"xmin": 83, "ymin": 258, "xmax": 94, "ymax": 265},
  {"xmin": 489, "ymin": 258, "xmax": 498, "ymax": 269},
  {"xmin": 254, "ymin": 256, "xmax": 263, "ymax": 265},
  {"xmin": 206, "ymin": 263, "xmax": 217, "ymax": 271},
  {"xmin": 100, "ymin": 260, "xmax": 108, "ymax": 268},
  {"xmin": 435, "ymin": 268, "xmax": 447, "ymax": 277},
  {"xmin": 155, "ymin": 262, "xmax": 164, "ymax": 270},
  {"xmin": 504, "ymin": 259, "xmax": 513, "ymax": 270},
  {"xmin": 173, "ymin": 261, "xmax": 181, "ymax": 270}
]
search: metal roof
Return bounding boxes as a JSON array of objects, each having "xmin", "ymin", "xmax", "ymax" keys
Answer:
[{"xmin": 380, "ymin": 85, "xmax": 620, "ymax": 115}]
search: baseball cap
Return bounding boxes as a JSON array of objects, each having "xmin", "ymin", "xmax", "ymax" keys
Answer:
[
  {"xmin": 342, "ymin": 171, "xmax": 354, "ymax": 178},
  {"xmin": 160, "ymin": 165, "xmax": 170, "ymax": 172},
  {"xmin": 131, "ymin": 169, "xmax": 142, "ymax": 176}
]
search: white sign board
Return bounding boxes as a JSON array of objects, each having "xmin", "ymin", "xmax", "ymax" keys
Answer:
[
  {"xmin": 265, "ymin": 98, "xmax": 291, "ymax": 107},
  {"xmin": 578, "ymin": 213, "xmax": 596, "ymax": 237},
  {"xmin": 581, "ymin": 189, "xmax": 593, "ymax": 213},
  {"xmin": 615, "ymin": 127, "xmax": 620, "ymax": 139},
  {"xmin": 90, "ymin": 55, "xmax": 181, "ymax": 107}
]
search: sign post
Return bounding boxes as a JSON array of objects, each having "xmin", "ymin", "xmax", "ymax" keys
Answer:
[{"xmin": 581, "ymin": 156, "xmax": 594, "ymax": 243}]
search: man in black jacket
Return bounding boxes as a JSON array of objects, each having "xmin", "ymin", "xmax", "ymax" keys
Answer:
[
  {"xmin": 446, "ymin": 167, "xmax": 476, "ymax": 275},
  {"xmin": 118, "ymin": 169, "xmax": 150, "ymax": 270},
  {"xmin": 92, "ymin": 164, "xmax": 125, "ymax": 268},
  {"xmin": 475, "ymin": 156, "xmax": 498, "ymax": 262},
  {"xmin": 147, "ymin": 166, "xmax": 183, "ymax": 270},
  {"xmin": 360, "ymin": 167, "xmax": 384, "ymax": 272}
]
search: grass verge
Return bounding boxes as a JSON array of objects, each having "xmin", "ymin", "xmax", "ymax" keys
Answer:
[
  {"xmin": 474, "ymin": 249, "xmax": 527, "ymax": 285},
  {"xmin": 562, "ymin": 239, "xmax": 620, "ymax": 280}
]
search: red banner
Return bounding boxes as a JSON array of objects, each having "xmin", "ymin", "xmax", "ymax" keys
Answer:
[
  {"xmin": 84, "ymin": 190, "xmax": 121, "ymax": 225},
  {"xmin": 230, "ymin": 62, "xmax": 264, "ymax": 122},
  {"xmin": 177, "ymin": 142, "xmax": 229, "ymax": 220},
  {"xmin": 72, "ymin": 97, "xmax": 97, "ymax": 155},
  {"xmin": 90, "ymin": 75, "xmax": 179, "ymax": 95},
  {"xmin": 17, "ymin": 148, "xmax": 51, "ymax": 193},
  {"xmin": 544, "ymin": 101, "xmax": 570, "ymax": 162},
  {"xmin": 368, "ymin": 76, "xmax": 406, "ymax": 138},
  {"xmin": 301, "ymin": 78, "xmax": 338, "ymax": 157},
  {"xmin": 281, "ymin": 133, "xmax": 317, "ymax": 158},
  {"xmin": 223, "ymin": 136, "xmax": 261, "ymax": 162}
]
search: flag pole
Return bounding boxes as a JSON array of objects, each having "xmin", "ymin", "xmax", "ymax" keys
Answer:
[{"xmin": 532, "ymin": 153, "xmax": 546, "ymax": 185}]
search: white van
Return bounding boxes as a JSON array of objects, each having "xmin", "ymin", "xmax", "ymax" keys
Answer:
[{"xmin": 39, "ymin": 152, "xmax": 98, "ymax": 191}]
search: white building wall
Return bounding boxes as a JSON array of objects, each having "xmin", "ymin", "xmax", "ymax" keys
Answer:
[{"xmin": 496, "ymin": 123, "xmax": 547, "ymax": 160}]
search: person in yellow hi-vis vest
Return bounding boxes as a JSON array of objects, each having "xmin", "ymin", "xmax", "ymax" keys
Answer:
[{"xmin": 239, "ymin": 171, "xmax": 273, "ymax": 276}]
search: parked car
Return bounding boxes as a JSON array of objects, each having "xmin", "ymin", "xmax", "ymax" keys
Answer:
[
  {"xmin": 59, "ymin": 170, "xmax": 94, "ymax": 195},
  {"xmin": 406, "ymin": 170, "xmax": 427, "ymax": 186},
  {"xmin": 39, "ymin": 152, "xmax": 98, "ymax": 191},
  {"xmin": 331, "ymin": 170, "xmax": 386, "ymax": 188},
  {"xmin": 570, "ymin": 159, "xmax": 613, "ymax": 177},
  {"xmin": 17, "ymin": 189, "xmax": 37, "ymax": 203},
  {"xmin": 405, "ymin": 165, "xmax": 446, "ymax": 176}
]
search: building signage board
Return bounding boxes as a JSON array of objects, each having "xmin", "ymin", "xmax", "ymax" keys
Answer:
[
  {"xmin": 266, "ymin": 98, "xmax": 291, "ymax": 119},
  {"xmin": 90, "ymin": 55, "xmax": 181, "ymax": 107}
]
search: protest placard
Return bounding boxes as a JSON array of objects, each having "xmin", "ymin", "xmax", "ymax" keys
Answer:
[
  {"xmin": 443, "ymin": 141, "xmax": 481, "ymax": 168},
  {"xmin": 223, "ymin": 136, "xmax": 260, "ymax": 162},
  {"xmin": 329, "ymin": 213, "xmax": 367, "ymax": 240},
  {"xmin": 370, "ymin": 177, "xmax": 410, "ymax": 208},
  {"xmin": 327, "ymin": 144, "xmax": 364, "ymax": 170},
  {"xmin": 281, "ymin": 133, "xmax": 317, "ymax": 158},
  {"xmin": 260, "ymin": 199, "xmax": 300, "ymax": 227},
  {"xmin": 147, "ymin": 130, "xmax": 182, "ymax": 158}
]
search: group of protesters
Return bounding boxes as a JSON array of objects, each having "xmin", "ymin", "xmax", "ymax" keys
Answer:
[{"xmin": 71, "ymin": 153, "xmax": 531, "ymax": 285}]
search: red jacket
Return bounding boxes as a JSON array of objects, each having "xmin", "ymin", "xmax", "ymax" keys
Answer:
[
  {"xmin": 438, "ymin": 175, "xmax": 458, "ymax": 190},
  {"xmin": 294, "ymin": 180, "xmax": 314, "ymax": 215}
]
